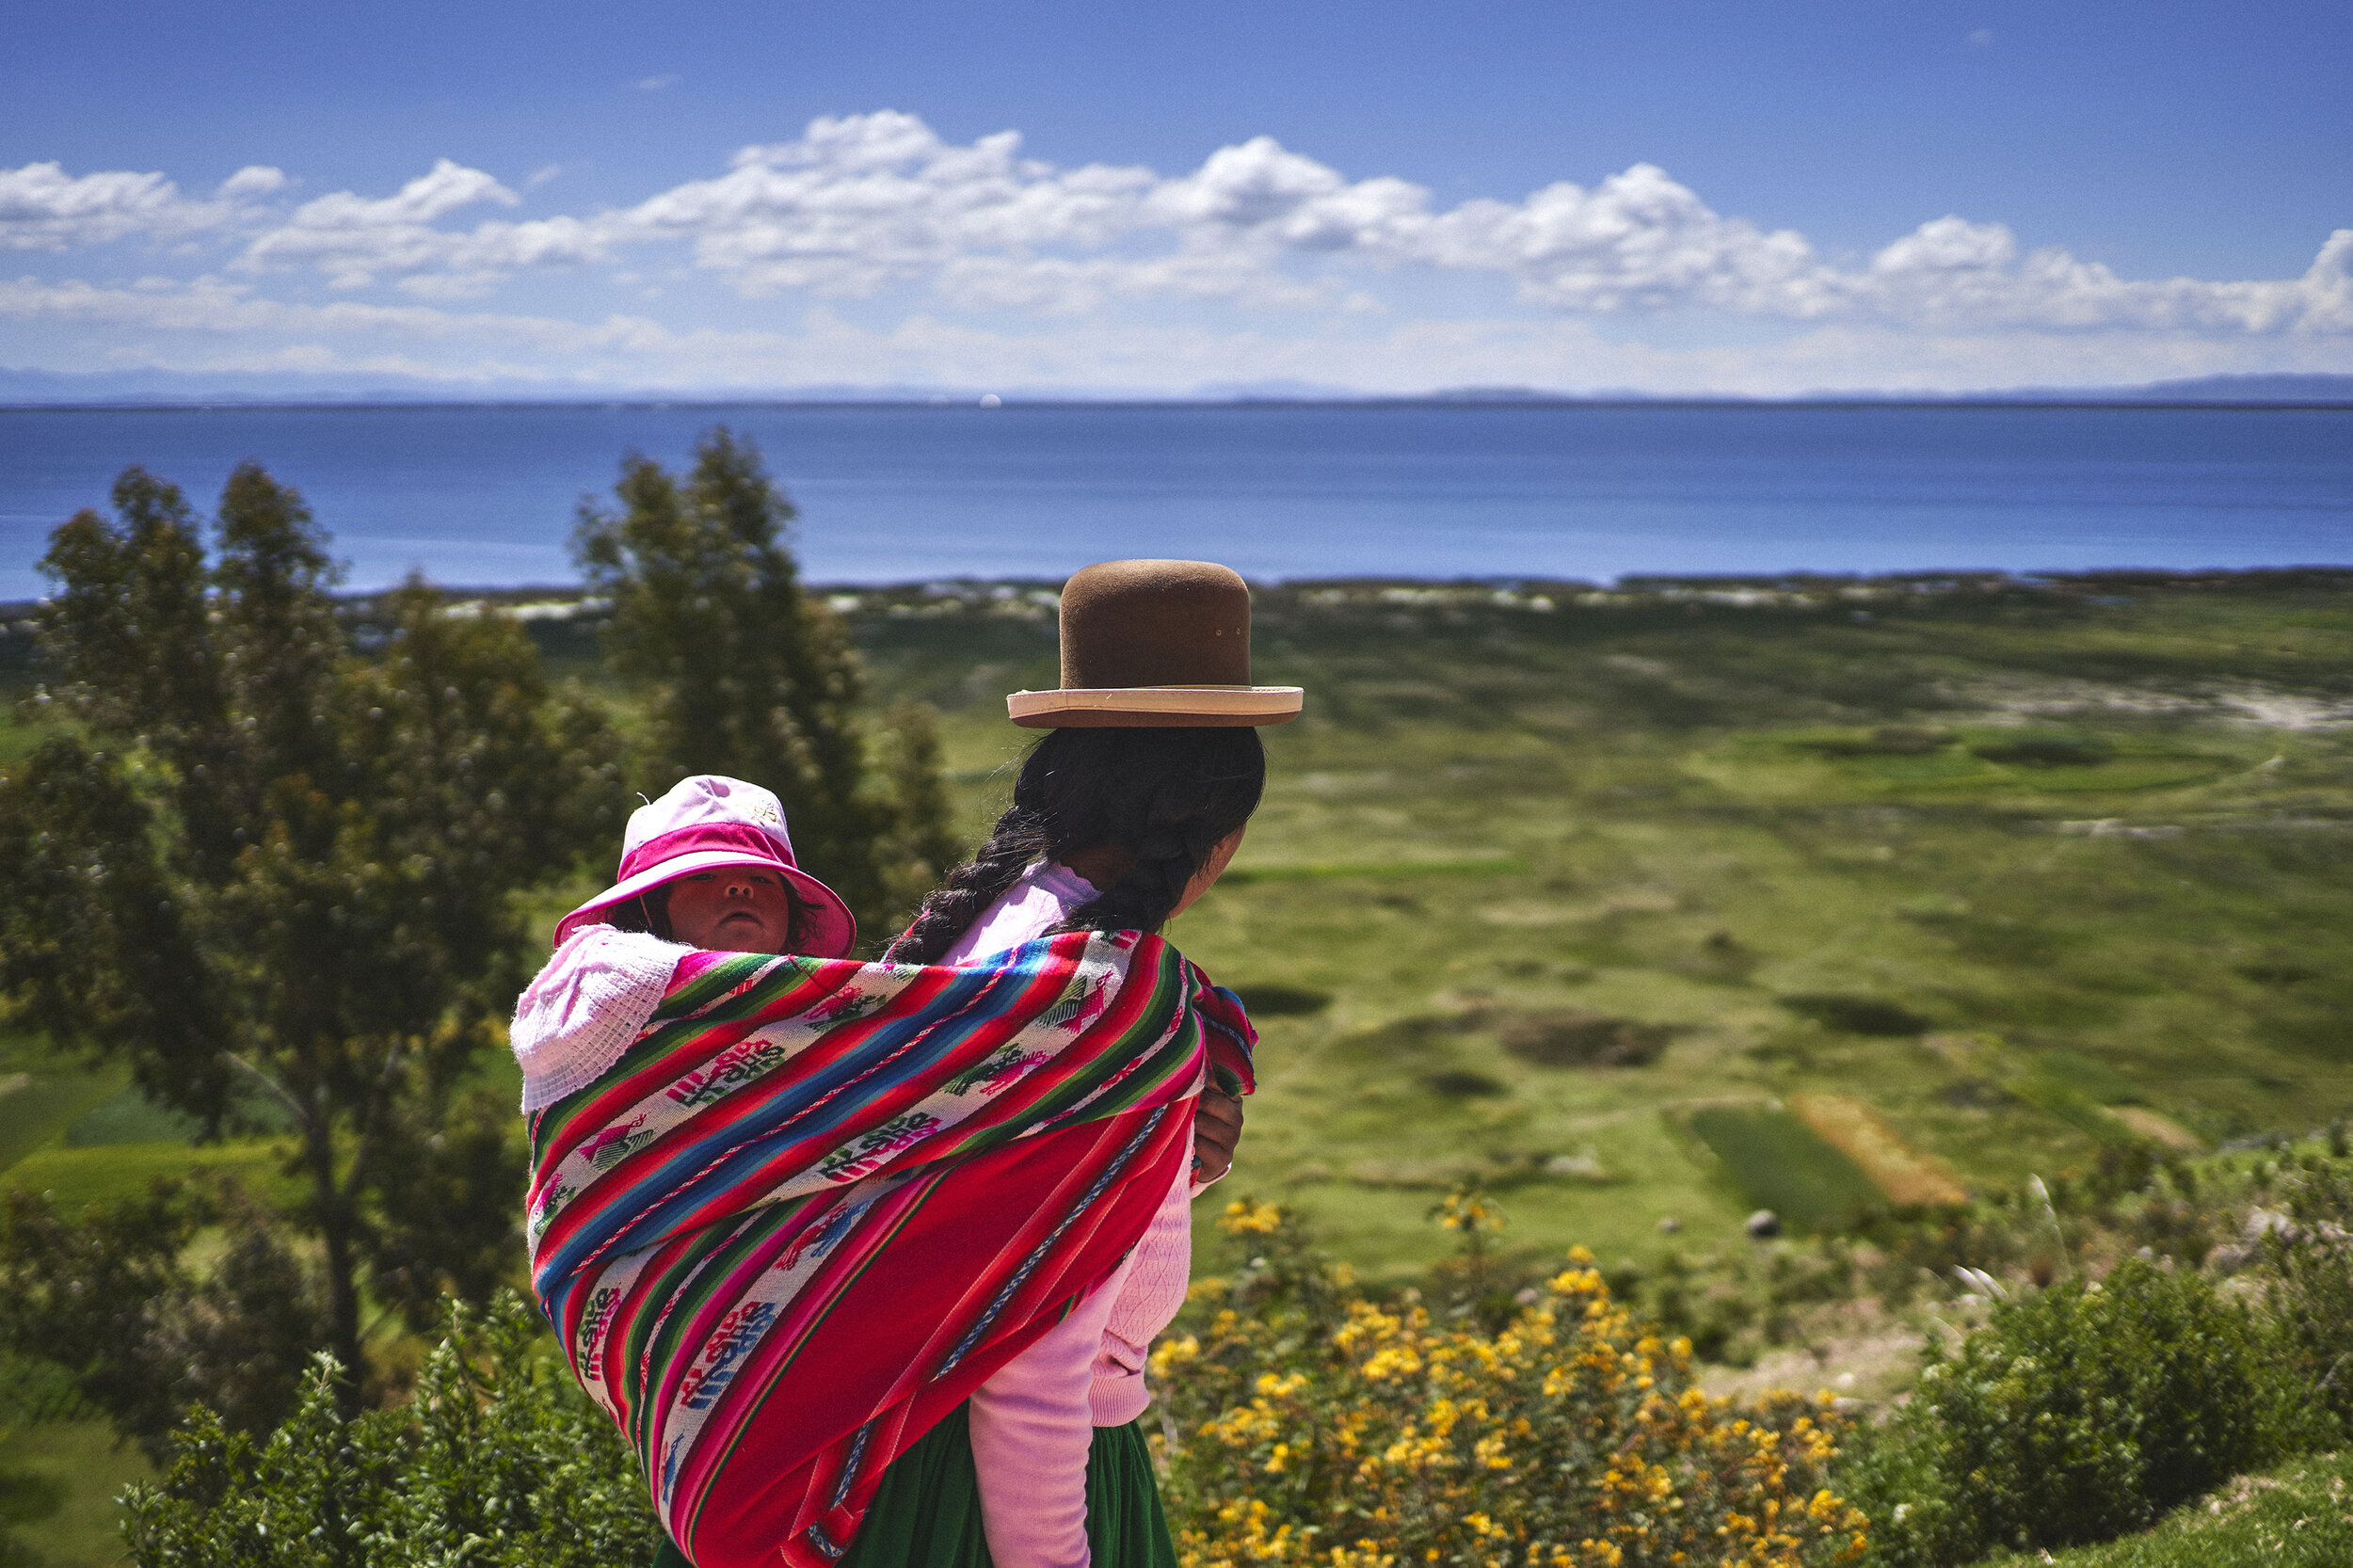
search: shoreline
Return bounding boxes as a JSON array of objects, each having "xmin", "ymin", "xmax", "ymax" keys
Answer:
[
  {"xmin": 8, "ymin": 563, "xmax": 2353, "ymax": 628},
  {"xmin": 8, "ymin": 394, "xmax": 2353, "ymax": 418}
]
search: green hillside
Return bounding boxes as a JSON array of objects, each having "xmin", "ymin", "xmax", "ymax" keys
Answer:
[
  {"xmin": 835, "ymin": 572, "xmax": 2353, "ymax": 1280},
  {"xmin": 4, "ymin": 568, "xmax": 2348, "ymax": 1565}
]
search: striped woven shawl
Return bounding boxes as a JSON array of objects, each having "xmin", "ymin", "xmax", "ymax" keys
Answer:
[{"xmin": 526, "ymin": 928, "xmax": 1254, "ymax": 1568}]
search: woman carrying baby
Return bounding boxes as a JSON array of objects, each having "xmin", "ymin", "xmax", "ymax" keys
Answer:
[{"xmin": 513, "ymin": 561, "xmax": 1298, "ymax": 1568}]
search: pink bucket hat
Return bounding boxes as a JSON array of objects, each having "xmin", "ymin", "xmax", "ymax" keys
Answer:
[{"xmin": 553, "ymin": 775, "xmax": 856, "ymax": 956}]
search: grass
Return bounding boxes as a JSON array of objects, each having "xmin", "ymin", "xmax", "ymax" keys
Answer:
[
  {"xmin": 61, "ymin": 1085, "xmax": 206, "ymax": 1147},
  {"xmin": 1790, "ymin": 1092, "xmax": 1969, "ymax": 1207},
  {"xmin": 1978, "ymin": 1449, "xmax": 2353, "ymax": 1567},
  {"xmin": 7, "ymin": 575, "xmax": 2351, "ymax": 1277},
  {"xmin": 0, "ymin": 1041, "xmax": 125, "ymax": 1173},
  {"xmin": 1683, "ymin": 1103, "xmax": 1884, "ymax": 1232},
  {"xmin": 1, "ymin": 1416, "xmax": 149, "ymax": 1566},
  {"xmin": 842, "ymin": 572, "xmax": 2353, "ymax": 1276},
  {"xmin": 1219, "ymin": 855, "xmax": 1529, "ymax": 884},
  {"xmin": 2, "ymin": 1139, "xmax": 301, "ymax": 1209}
]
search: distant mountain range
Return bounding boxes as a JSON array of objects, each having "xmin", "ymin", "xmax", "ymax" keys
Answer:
[
  {"xmin": 2, "ymin": 365, "xmax": 2347, "ymax": 408},
  {"xmin": 1414, "ymin": 374, "xmax": 2353, "ymax": 406}
]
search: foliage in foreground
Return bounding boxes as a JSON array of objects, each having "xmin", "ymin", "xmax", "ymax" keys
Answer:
[
  {"xmin": 120, "ymin": 1298, "xmax": 658, "ymax": 1568},
  {"xmin": 92, "ymin": 1167, "xmax": 2353, "ymax": 1568},
  {"xmin": 1841, "ymin": 1257, "xmax": 2310, "ymax": 1567},
  {"xmin": 1976, "ymin": 1449, "xmax": 2353, "ymax": 1568},
  {"xmin": 1155, "ymin": 1196, "xmax": 1865, "ymax": 1568},
  {"xmin": 116, "ymin": 1202, "xmax": 1865, "ymax": 1568}
]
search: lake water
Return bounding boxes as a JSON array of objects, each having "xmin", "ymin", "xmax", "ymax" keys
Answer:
[{"xmin": 1, "ymin": 403, "xmax": 2346, "ymax": 599}]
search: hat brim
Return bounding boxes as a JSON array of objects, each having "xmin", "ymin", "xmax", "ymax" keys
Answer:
[
  {"xmin": 553, "ymin": 847, "xmax": 858, "ymax": 956},
  {"xmin": 1008, "ymin": 685, "xmax": 1303, "ymax": 728}
]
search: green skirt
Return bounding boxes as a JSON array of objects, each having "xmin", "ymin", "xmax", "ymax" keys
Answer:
[{"xmin": 649, "ymin": 1406, "xmax": 1179, "ymax": 1568}]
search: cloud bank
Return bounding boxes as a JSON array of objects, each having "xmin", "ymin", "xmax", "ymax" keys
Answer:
[{"xmin": 4, "ymin": 112, "xmax": 2347, "ymax": 393}]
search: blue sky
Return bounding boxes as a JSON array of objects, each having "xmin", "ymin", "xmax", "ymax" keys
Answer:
[{"xmin": 4, "ymin": 0, "xmax": 2347, "ymax": 395}]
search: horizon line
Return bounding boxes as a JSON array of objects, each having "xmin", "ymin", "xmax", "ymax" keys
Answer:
[{"xmin": 8, "ymin": 393, "xmax": 2353, "ymax": 415}]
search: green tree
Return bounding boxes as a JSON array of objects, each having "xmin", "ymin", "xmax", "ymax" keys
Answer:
[
  {"xmin": 572, "ymin": 427, "xmax": 958, "ymax": 943},
  {"xmin": 0, "ymin": 464, "xmax": 621, "ymax": 1404},
  {"xmin": 0, "ymin": 1181, "xmax": 322, "ymax": 1462}
]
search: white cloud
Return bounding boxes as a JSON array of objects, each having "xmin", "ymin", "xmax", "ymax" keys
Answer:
[
  {"xmin": 12, "ymin": 271, "xmax": 2345, "ymax": 400},
  {"xmin": 19, "ymin": 122, "xmax": 2351, "ymax": 343},
  {"xmin": 0, "ymin": 161, "xmax": 234, "ymax": 249},
  {"xmin": 635, "ymin": 74, "xmax": 680, "ymax": 92},
  {"xmin": 12, "ymin": 122, "xmax": 2350, "ymax": 345},
  {"xmin": 216, "ymin": 165, "xmax": 289, "ymax": 199},
  {"xmin": 613, "ymin": 113, "xmax": 1157, "ymax": 298},
  {"xmin": 0, "ymin": 273, "xmax": 669, "ymax": 354},
  {"xmin": 238, "ymin": 159, "xmax": 608, "ymax": 294},
  {"xmin": 283, "ymin": 158, "xmax": 515, "ymax": 229},
  {"xmin": 5, "ymin": 117, "xmax": 2349, "ymax": 400},
  {"xmin": 605, "ymin": 116, "xmax": 2353, "ymax": 337}
]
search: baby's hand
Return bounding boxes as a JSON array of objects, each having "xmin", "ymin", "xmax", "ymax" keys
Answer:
[{"xmin": 1191, "ymin": 1087, "xmax": 1244, "ymax": 1185}]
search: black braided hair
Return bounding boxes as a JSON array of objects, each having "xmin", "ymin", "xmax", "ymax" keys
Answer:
[{"xmin": 886, "ymin": 727, "xmax": 1265, "ymax": 964}]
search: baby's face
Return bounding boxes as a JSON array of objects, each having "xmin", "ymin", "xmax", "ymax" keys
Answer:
[{"xmin": 666, "ymin": 867, "xmax": 795, "ymax": 952}]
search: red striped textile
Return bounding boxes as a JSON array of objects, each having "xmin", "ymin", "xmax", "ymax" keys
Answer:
[{"xmin": 525, "ymin": 930, "xmax": 1254, "ymax": 1567}]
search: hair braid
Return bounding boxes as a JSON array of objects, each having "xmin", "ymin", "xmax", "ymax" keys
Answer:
[
  {"xmin": 883, "ymin": 808, "xmax": 1048, "ymax": 964},
  {"xmin": 1053, "ymin": 808, "xmax": 1223, "ymax": 936},
  {"xmin": 887, "ymin": 727, "xmax": 1265, "ymax": 962}
]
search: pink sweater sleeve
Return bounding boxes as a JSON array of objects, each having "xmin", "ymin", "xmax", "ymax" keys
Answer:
[
  {"xmin": 968, "ymin": 1248, "xmax": 1138, "ymax": 1568},
  {"xmin": 1092, "ymin": 1166, "xmax": 1195, "ymax": 1426},
  {"xmin": 966, "ymin": 1160, "xmax": 1197, "ymax": 1567},
  {"xmin": 954, "ymin": 864, "xmax": 1210, "ymax": 1568}
]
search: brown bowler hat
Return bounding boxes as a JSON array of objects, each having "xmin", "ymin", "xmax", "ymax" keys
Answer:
[{"xmin": 1007, "ymin": 559, "xmax": 1305, "ymax": 728}]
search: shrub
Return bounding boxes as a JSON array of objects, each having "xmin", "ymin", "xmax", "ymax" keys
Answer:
[
  {"xmin": 1496, "ymin": 1011, "xmax": 1676, "ymax": 1067},
  {"xmin": 120, "ymin": 1295, "xmax": 659, "ymax": 1567},
  {"xmin": 117, "ymin": 1201, "xmax": 1868, "ymax": 1568},
  {"xmin": 1777, "ymin": 996, "xmax": 1930, "ymax": 1038},
  {"xmin": 1225, "ymin": 984, "xmax": 1335, "ymax": 1017},
  {"xmin": 2255, "ymin": 1150, "xmax": 2353, "ymax": 1437},
  {"xmin": 1157, "ymin": 1198, "xmax": 1866, "ymax": 1568},
  {"xmin": 1843, "ymin": 1257, "xmax": 2306, "ymax": 1566}
]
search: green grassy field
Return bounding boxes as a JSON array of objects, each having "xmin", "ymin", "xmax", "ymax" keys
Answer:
[
  {"xmin": 840, "ymin": 575, "xmax": 2353, "ymax": 1284},
  {"xmin": 4, "ymin": 569, "xmax": 2350, "ymax": 1565}
]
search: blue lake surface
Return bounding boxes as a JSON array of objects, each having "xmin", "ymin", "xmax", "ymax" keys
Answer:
[{"xmin": 1, "ymin": 403, "xmax": 2346, "ymax": 599}]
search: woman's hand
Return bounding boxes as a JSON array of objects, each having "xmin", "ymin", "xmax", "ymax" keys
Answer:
[{"xmin": 1191, "ymin": 1087, "xmax": 1245, "ymax": 1184}]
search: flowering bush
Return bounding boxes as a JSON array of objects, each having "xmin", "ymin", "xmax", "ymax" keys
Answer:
[{"xmin": 1154, "ymin": 1198, "xmax": 1865, "ymax": 1568}]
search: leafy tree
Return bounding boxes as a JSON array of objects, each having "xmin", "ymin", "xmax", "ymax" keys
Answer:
[
  {"xmin": 572, "ymin": 427, "xmax": 958, "ymax": 942},
  {"xmin": 0, "ymin": 1182, "xmax": 322, "ymax": 1461},
  {"xmin": 876, "ymin": 697, "xmax": 966, "ymax": 918},
  {"xmin": 0, "ymin": 464, "xmax": 620, "ymax": 1403}
]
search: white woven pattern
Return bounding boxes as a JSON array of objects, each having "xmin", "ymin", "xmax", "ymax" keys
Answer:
[{"xmin": 510, "ymin": 925, "xmax": 689, "ymax": 1112}]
